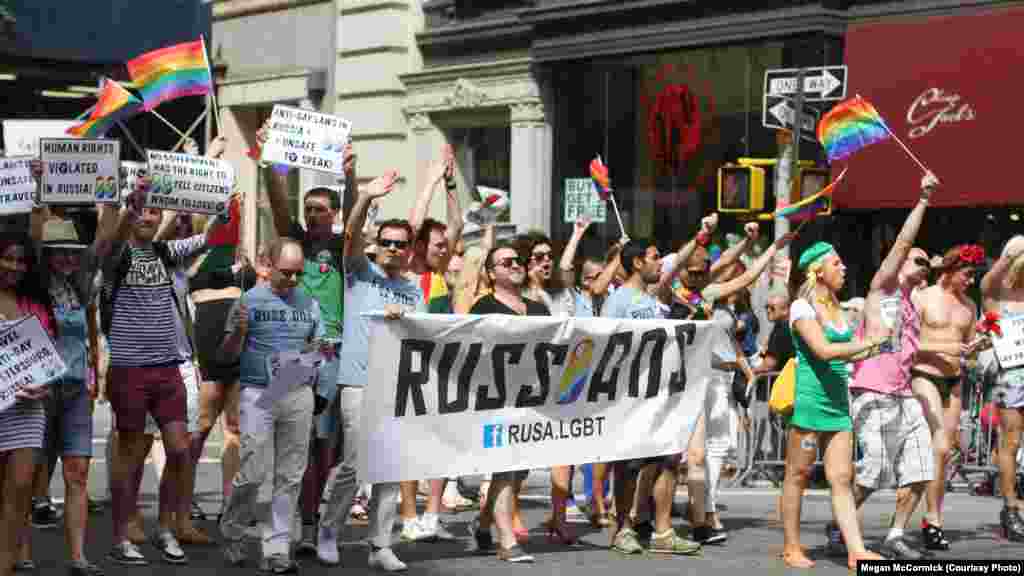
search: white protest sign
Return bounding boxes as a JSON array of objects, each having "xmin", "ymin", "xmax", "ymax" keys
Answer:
[
  {"xmin": 261, "ymin": 105, "xmax": 352, "ymax": 175},
  {"xmin": 146, "ymin": 150, "xmax": 235, "ymax": 214},
  {"xmin": 119, "ymin": 161, "xmax": 146, "ymax": 202},
  {"xmin": 258, "ymin": 350, "xmax": 322, "ymax": 410},
  {"xmin": 360, "ymin": 313, "xmax": 715, "ymax": 483},
  {"xmin": 563, "ymin": 178, "xmax": 607, "ymax": 224},
  {"xmin": 38, "ymin": 138, "xmax": 120, "ymax": 205},
  {"xmin": 2, "ymin": 119, "xmax": 77, "ymax": 157},
  {"xmin": 992, "ymin": 313, "xmax": 1024, "ymax": 370},
  {"xmin": 0, "ymin": 316, "xmax": 68, "ymax": 413},
  {"xmin": 0, "ymin": 156, "xmax": 37, "ymax": 215}
]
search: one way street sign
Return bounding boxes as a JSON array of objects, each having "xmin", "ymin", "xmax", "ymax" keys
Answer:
[
  {"xmin": 764, "ymin": 66, "xmax": 847, "ymax": 102},
  {"xmin": 762, "ymin": 94, "xmax": 820, "ymax": 141}
]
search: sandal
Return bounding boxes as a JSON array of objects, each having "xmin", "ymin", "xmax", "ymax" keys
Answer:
[
  {"xmin": 921, "ymin": 519, "xmax": 951, "ymax": 551},
  {"xmin": 349, "ymin": 502, "xmax": 369, "ymax": 525}
]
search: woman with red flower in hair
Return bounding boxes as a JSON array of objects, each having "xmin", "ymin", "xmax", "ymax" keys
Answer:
[{"xmin": 910, "ymin": 244, "xmax": 990, "ymax": 551}]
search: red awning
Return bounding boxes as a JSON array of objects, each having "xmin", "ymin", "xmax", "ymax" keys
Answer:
[{"xmin": 835, "ymin": 8, "xmax": 1024, "ymax": 209}]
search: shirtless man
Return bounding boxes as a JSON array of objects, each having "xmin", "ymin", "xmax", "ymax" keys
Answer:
[{"xmin": 911, "ymin": 243, "xmax": 987, "ymax": 550}]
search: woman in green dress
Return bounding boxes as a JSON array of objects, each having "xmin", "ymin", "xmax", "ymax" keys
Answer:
[{"xmin": 781, "ymin": 242, "xmax": 889, "ymax": 569}]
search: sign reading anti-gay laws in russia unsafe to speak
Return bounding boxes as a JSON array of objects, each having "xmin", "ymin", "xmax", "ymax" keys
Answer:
[
  {"xmin": 0, "ymin": 157, "xmax": 37, "ymax": 215},
  {"xmin": 260, "ymin": 105, "xmax": 352, "ymax": 175},
  {"xmin": 359, "ymin": 314, "xmax": 720, "ymax": 483},
  {"xmin": 146, "ymin": 150, "xmax": 235, "ymax": 215},
  {"xmin": 39, "ymin": 138, "xmax": 120, "ymax": 205},
  {"xmin": 0, "ymin": 316, "xmax": 68, "ymax": 413}
]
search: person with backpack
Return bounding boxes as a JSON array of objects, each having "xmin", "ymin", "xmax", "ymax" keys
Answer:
[{"xmin": 98, "ymin": 176, "xmax": 229, "ymax": 567}]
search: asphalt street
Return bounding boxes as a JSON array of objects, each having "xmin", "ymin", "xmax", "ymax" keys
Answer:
[{"xmin": 31, "ymin": 401, "xmax": 1022, "ymax": 575}]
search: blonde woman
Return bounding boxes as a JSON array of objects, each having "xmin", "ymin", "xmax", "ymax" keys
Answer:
[
  {"xmin": 980, "ymin": 235, "xmax": 1024, "ymax": 541},
  {"xmin": 781, "ymin": 242, "xmax": 888, "ymax": 569}
]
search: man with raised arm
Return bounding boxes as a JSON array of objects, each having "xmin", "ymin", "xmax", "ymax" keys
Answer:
[{"xmin": 826, "ymin": 172, "xmax": 937, "ymax": 559}]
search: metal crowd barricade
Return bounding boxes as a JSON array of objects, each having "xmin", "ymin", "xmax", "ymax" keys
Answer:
[
  {"xmin": 731, "ymin": 370, "xmax": 826, "ymax": 488},
  {"xmin": 950, "ymin": 369, "xmax": 1000, "ymax": 494}
]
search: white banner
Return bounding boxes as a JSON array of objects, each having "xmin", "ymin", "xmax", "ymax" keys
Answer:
[
  {"xmin": 992, "ymin": 313, "xmax": 1024, "ymax": 370},
  {"xmin": 2, "ymin": 119, "xmax": 76, "ymax": 157},
  {"xmin": 0, "ymin": 316, "xmax": 68, "ymax": 413},
  {"xmin": 0, "ymin": 156, "xmax": 36, "ymax": 215},
  {"xmin": 39, "ymin": 138, "xmax": 120, "ymax": 205},
  {"xmin": 146, "ymin": 150, "xmax": 235, "ymax": 214},
  {"xmin": 261, "ymin": 105, "xmax": 352, "ymax": 175},
  {"xmin": 360, "ymin": 314, "xmax": 718, "ymax": 483},
  {"xmin": 563, "ymin": 178, "xmax": 607, "ymax": 224},
  {"xmin": 119, "ymin": 161, "xmax": 146, "ymax": 203}
]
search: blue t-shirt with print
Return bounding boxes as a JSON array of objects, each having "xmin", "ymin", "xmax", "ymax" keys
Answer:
[
  {"xmin": 228, "ymin": 284, "xmax": 324, "ymax": 389},
  {"xmin": 337, "ymin": 255, "xmax": 426, "ymax": 388},
  {"xmin": 600, "ymin": 285, "xmax": 664, "ymax": 320}
]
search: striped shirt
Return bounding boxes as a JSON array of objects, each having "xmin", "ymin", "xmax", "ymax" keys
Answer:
[{"xmin": 104, "ymin": 236, "xmax": 205, "ymax": 367}]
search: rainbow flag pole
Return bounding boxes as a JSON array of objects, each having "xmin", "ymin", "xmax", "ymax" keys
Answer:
[
  {"xmin": 595, "ymin": 154, "xmax": 629, "ymax": 241},
  {"xmin": 172, "ymin": 107, "xmax": 210, "ymax": 152},
  {"xmin": 201, "ymin": 34, "xmax": 221, "ymax": 131},
  {"xmin": 855, "ymin": 93, "xmax": 929, "ymax": 174}
]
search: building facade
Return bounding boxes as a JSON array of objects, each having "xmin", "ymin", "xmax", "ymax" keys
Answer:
[{"xmin": 212, "ymin": 0, "xmax": 1024, "ymax": 294}]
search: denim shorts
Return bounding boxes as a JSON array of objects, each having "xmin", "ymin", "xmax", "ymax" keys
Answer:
[
  {"xmin": 315, "ymin": 354, "xmax": 341, "ymax": 441},
  {"xmin": 44, "ymin": 378, "xmax": 93, "ymax": 458}
]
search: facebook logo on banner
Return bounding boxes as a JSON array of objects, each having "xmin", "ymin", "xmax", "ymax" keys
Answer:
[{"xmin": 483, "ymin": 423, "xmax": 505, "ymax": 448}]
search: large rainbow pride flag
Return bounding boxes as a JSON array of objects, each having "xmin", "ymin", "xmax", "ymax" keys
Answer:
[
  {"xmin": 127, "ymin": 39, "xmax": 212, "ymax": 111},
  {"xmin": 817, "ymin": 95, "xmax": 891, "ymax": 163},
  {"xmin": 66, "ymin": 78, "xmax": 143, "ymax": 138}
]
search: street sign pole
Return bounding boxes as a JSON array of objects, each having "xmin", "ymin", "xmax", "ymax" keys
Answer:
[{"xmin": 774, "ymin": 68, "xmax": 804, "ymax": 267}]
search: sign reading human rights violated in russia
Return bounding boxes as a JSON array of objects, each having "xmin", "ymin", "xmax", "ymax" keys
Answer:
[
  {"xmin": 261, "ymin": 105, "xmax": 352, "ymax": 175},
  {"xmin": 39, "ymin": 138, "xmax": 120, "ymax": 205},
  {"xmin": 360, "ymin": 314, "xmax": 718, "ymax": 483},
  {"xmin": 146, "ymin": 150, "xmax": 235, "ymax": 214}
]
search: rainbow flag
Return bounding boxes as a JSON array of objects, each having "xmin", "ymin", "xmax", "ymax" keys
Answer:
[
  {"xmin": 817, "ymin": 95, "xmax": 891, "ymax": 162},
  {"xmin": 66, "ymin": 78, "xmax": 143, "ymax": 138},
  {"xmin": 590, "ymin": 157, "xmax": 612, "ymax": 201},
  {"xmin": 127, "ymin": 39, "xmax": 212, "ymax": 111},
  {"xmin": 774, "ymin": 167, "xmax": 847, "ymax": 222}
]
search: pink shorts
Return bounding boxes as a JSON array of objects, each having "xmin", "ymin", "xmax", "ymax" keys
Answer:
[{"xmin": 108, "ymin": 364, "xmax": 187, "ymax": 432}]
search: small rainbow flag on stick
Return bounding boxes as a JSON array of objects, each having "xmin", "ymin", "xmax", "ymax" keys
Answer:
[
  {"xmin": 774, "ymin": 167, "xmax": 848, "ymax": 222},
  {"xmin": 127, "ymin": 39, "xmax": 212, "ymax": 111},
  {"xmin": 817, "ymin": 95, "xmax": 891, "ymax": 163},
  {"xmin": 66, "ymin": 78, "xmax": 143, "ymax": 138},
  {"xmin": 589, "ymin": 157, "xmax": 612, "ymax": 201}
]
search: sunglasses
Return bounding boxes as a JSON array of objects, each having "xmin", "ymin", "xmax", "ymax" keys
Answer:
[
  {"xmin": 913, "ymin": 257, "xmax": 931, "ymax": 269},
  {"xmin": 378, "ymin": 239, "xmax": 410, "ymax": 250},
  {"xmin": 686, "ymin": 268, "xmax": 709, "ymax": 277},
  {"xmin": 276, "ymin": 268, "xmax": 304, "ymax": 280},
  {"xmin": 493, "ymin": 256, "xmax": 525, "ymax": 269},
  {"xmin": 304, "ymin": 204, "xmax": 331, "ymax": 214},
  {"xmin": 531, "ymin": 251, "xmax": 553, "ymax": 261}
]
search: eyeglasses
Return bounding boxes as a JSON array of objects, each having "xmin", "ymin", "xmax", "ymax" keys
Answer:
[
  {"xmin": 378, "ymin": 239, "xmax": 410, "ymax": 250},
  {"xmin": 913, "ymin": 257, "xmax": 931, "ymax": 269},
  {"xmin": 531, "ymin": 251, "xmax": 553, "ymax": 262},
  {"xmin": 493, "ymin": 256, "xmax": 525, "ymax": 269},
  {"xmin": 276, "ymin": 268, "xmax": 304, "ymax": 280}
]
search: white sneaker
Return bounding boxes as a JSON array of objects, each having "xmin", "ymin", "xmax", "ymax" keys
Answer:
[
  {"xmin": 317, "ymin": 525, "xmax": 340, "ymax": 566},
  {"xmin": 566, "ymin": 502, "xmax": 586, "ymax": 522},
  {"xmin": 399, "ymin": 517, "xmax": 433, "ymax": 542},
  {"xmin": 420, "ymin": 514, "xmax": 456, "ymax": 542},
  {"xmin": 368, "ymin": 547, "xmax": 407, "ymax": 572}
]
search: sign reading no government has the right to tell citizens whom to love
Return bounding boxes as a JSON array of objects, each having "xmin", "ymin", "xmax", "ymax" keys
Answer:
[
  {"xmin": 261, "ymin": 105, "xmax": 352, "ymax": 175},
  {"xmin": 0, "ymin": 316, "xmax": 68, "ymax": 414},
  {"xmin": 39, "ymin": 138, "xmax": 121, "ymax": 205},
  {"xmin": 146, "ymin": 150, "xmax": 235, "ymax": 215}
]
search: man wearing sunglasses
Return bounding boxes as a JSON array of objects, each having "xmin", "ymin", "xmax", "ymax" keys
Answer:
[
  {"xmin": 830, "ymin": 171, "xmax": 937, "ymax": 560},
  {"xmin": 257, "ymin": 121, "xmax": 357, "ymax": 554},
  {"xmin": 317, "ymin": 170, "xmax": 422, "ymax": 572},
  {"xmin": 218, "ymin": 237, "xmax": 327, "ymax": 573}
]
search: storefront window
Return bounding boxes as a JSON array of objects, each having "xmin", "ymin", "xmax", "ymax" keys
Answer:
[
  {"xmin": 461, "ymin": 125, "xmax": 511, "ymax": 222},
  {"xmin": 551, "ymin": 38, "xmax": 834, "ymax": 254}
]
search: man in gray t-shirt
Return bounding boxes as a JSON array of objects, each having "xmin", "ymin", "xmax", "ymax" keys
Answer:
[{"xmin": 218, "ymin": 238, "xmax": 325, "ymax": 573}]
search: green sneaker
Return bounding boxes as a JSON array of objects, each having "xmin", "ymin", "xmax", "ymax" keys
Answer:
[
  {"xmin": 649, "ymin": 530, "xmax": 702, "ymax": 556},
  {"xmin": 612, "ymin": 528, "xmax": 644, "ymax": 555}
]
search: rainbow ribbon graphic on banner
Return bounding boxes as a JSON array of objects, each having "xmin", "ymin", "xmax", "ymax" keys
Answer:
[
  {"xmin": 66, "ymin": 78, "xmax": 143, "ymax": 138},
  {"xmin": 774, "ymin": 167, "xmax": 848, "ymax": 222},
  {"xmin": 126, "ymin": 39, "xmax": 213, "ymax": 111}
]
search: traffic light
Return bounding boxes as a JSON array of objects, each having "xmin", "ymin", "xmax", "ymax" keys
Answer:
[
  {"xmin": 795, "ymin": 167, "xmax": 833, "ymax": 216},
  {"xmin": 717, "ymin": 164, "xmax": 765, "ymax": 213}
]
